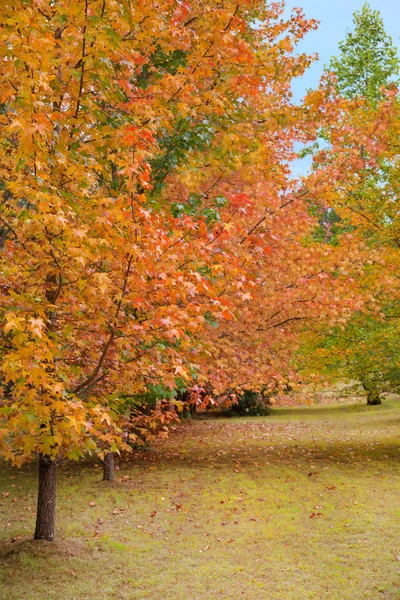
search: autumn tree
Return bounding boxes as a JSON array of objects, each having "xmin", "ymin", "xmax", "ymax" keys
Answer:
[
  {"xmin": 301, "ymin": 5, "xmax": 400, "ymax": 403},
  {"xmin": 0, "ymin": 0, "xmax": 326, "ymax": 540},
  {"xmin": 302, "ymin": 93, "xmax": 400, "ymax": 403}
]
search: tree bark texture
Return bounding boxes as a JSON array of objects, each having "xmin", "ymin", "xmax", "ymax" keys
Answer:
[
  {"xmin": 103, "ymin": 451, "xmax": 115, "ymax": 481},
  {"xmin": 34, "ymin": 455, "xmax": 56, "ymax": 541}
]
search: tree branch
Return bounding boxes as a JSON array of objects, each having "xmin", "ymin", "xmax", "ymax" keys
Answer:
[
  {"xmin": 241, "ymin": 189, "xmax": 309, "ymax": 244},
  {"xmin": 72, "ymin": 254, "xmax": 133, "ymax": 396}
]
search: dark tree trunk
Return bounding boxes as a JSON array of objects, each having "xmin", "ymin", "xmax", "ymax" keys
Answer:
[
  {"xmin": 360, "ymin": 376, "xmax": 382, "ymax": 406},
  {"xmin": 179, "ymin": 390, "xmax": 194, "ymax": 420},
  {"xmin": 190, "ymin": 401, "xmax": 197, "ymax": 418},
  {"xmin": 367, "ymin": 391, "xmax": 382, "ymax": 405},
  {"xmin": 34, "ymin": 455, "xmax": 56, "ymax": 541},
  {"xmin": 103, "ymin": 452, "xmax": 115, "ymax": 481},
  {"xmin": 181, "ymin": 407, "xmax": 189, "ymax": 419}
]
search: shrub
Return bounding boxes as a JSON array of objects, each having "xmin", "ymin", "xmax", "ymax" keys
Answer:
[{"xmin": 226, "ymin": 391, "xmax": 271, "ymax": 417}]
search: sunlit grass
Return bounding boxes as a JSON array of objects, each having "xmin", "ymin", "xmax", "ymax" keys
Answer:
[{"xmin": 1, "ymin": 398, "xmax": 400, "ymax": 599}]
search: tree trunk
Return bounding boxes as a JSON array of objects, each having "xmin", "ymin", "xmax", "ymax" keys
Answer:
[
  {"xmin": 181, "ymin": 406, "xmax": 190, "ymax": 419},
  {"xmin": 367, "ymin": 391, "xmax": 382, "ymax": 405},
  {"xmin": 103, "ymin": 452, "xmax": 115, "ymax": 481},
  {"xmin": 360, "ymin": 375, "xmax": 382, "ymax": 406},
  {"xmin": 34, "ymin": 455, "xmax": 56, "ymax": 541},
  {"xmin": 179, "ymin": 390, "xmax": 194, "ymax": 420}
]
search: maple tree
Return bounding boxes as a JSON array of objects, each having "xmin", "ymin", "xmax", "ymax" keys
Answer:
[
  {"xmin": 0, "ymin": 0, "xmax": 330, "ymax": 540},
  {"xmin": 196, "ymin": 177, "xmax": 368, "ymax": 402},
  {"xmin": 188, "ymin": 78, "xmax": 380, "ymax": 404}
]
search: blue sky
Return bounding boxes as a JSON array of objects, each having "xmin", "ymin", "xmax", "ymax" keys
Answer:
[{"xmin": 284, "ymin": 0, "xmax": 400, "ymax": 100}]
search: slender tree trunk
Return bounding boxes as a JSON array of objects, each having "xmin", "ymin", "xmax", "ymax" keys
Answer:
[
  {"xmin": 34, "ymin": 455, "xmax": 56, "ymax": 541},
  {"xmin": 33, "ymin": 272, "xmax": 58, "ymax": 542},
  {"xmin": 103, "ymin": 452, "xmax": 115, "ymax": 481},
  {"xmin": 179, "ymin": 390, "xmax": 194, "ymax": 420}
]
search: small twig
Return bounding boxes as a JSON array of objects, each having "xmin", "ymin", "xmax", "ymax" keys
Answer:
[
  {"xmin": 224, "ymin": 5, "xmax": 239, "ymax": 31},
  {"xmin": 184, "ymin": 16, "xmax": 198, "ymax": 27},
  {"xmin": 240, "ymin": 189, "xmax": 309, "ymax": 244},
  {"xmin": 158, "ymin": 230, "xmax": 191, "ymax": 260},
  {"xmin": 266, "ymin": 317, "xmax": 305, "ymax": 330}
]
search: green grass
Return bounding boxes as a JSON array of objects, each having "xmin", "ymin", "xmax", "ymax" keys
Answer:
[{"xmin": 1, "ymin": 398, "xmax": 400, "ymax": 599}]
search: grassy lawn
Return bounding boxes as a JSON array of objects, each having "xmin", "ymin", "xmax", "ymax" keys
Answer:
[{"xmin": 1, "ymin": 398, "xmax": 400, "ymax": 599}]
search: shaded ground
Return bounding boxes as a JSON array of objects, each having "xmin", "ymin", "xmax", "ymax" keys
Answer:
[{"xmin": 1, "ymin": 399, "xmax": 400, "ymax": 599}]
